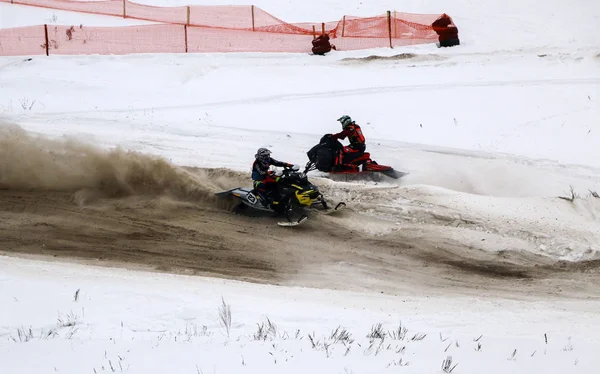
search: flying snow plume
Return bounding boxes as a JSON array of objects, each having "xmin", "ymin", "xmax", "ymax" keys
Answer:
[{"xmin": 0, "ymin": 122, "xmax": 242, "ymax": 206}]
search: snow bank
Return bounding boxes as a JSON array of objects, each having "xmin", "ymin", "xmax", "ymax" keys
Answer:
[
  {"xmin": 313, "ymin": 179, "xmax": 600, "ymax": 261},
  {"xmin": 1, "ymin": 256, "xmax": 599, "ymax": 374}
]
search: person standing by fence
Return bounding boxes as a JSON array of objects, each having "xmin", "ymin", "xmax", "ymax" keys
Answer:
[
  {"xmin": 432, "ymin": 13, "xmax": 460, "ymax": 47},
  {"xmin": 311, "ymin": 33, "xmax": 336, "ymax": 55}
]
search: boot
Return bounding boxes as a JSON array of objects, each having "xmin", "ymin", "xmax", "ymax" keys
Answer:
[{"xmin": 257, "ymin": 190, "xmax": 272, "ymax": 207}]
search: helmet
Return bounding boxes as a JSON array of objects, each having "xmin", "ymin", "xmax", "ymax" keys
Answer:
[
  {"xmin": 255, "ymin": 147, "xmax": 271, "ymax": 162},
  {"xmin": 337, "ymin": 115, "xmax": 354, "ymax": 129}
]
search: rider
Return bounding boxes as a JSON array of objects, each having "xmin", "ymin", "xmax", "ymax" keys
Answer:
[
  {"xmin": 251, "ymin": 148, "xmax": 298, "ymax": 206},
  {"xmin": 330, "ymin": 115, "xmax": 367, "ymax": 166}
]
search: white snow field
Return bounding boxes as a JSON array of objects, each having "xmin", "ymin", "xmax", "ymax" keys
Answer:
[
  {"xmin": 1, "ymin": 255, "xmax": 600, "ymax": 374},
  {"xmin": 1, "ymin": 0, "xmax": 600, "ymax": 373}
]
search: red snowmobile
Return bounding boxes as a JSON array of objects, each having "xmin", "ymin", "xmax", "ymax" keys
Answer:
[{"xmin": 304, "ymin": 134, "xmax": 407, "ymax": 180}]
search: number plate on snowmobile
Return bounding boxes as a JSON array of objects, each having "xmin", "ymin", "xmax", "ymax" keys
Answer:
[{"xmin": 246, "ymin": 192, "xmax": 258, "ymax": 205}]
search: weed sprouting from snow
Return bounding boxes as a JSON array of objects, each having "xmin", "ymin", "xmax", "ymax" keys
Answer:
[
  {"xmin": 184, "ymin": 323, "xmax": 211, "ymax": 339},
  {"xmin": 306, "ymin": 329, "xmax": 352, "ymax": 358},
  {"xmin": 74, "ymin": 288, "xmax": 80, "ymax": 302},
  {"xmin": 559, "ymin": 185, "xmax": 579, "ymax": 202},
  {"xmin": 589, "ymin": 190, "xmax": 599, "ymax": 198},
  {"xmin": 185, "ymin": 324, "xmax": 212, "ymax": 343},
  {"xmin": 330, "ymin": 326, "xmax": 354, "ymax": 345},
  {"xmin": 411, "ymin": 332, "xmax": 427, "ymax": 341},
  {"xmin": 218, "ymin": 296, "xmax": 232, "ymax": 338},
  {"xmin": 389, "ymin": 322, "xmax": 408, "ymax": 340},
  {"xmin": 563, "ymin": 337, "xmax": 574, "ymax": 351},
  {"xmin": 10, "ymin": 326, "xmax": 34, "ymax": 342},
  {"xmin": 57, "ymin": 310, "xmax": 80, "ymax": 328},
  {"xmin": 367, "ymin": 323, "xmax": 386, "ymax": 340},
  {"xmin": 442, "ymin": 356, "xmax": 458, "ymax": 373},
  {"xmin": 253, "ymin": 317, "xmax": 277, "ymax": 341},
  {"xmin": 363, "ymin": 338, "xmax": 386, "ymax": 356},
  {"xmin": 158, "ymin": 323, "xmax": 212, "ymax": 344},
  {"xmin": 508, "ymin": 349, "xmax": 517, "ymax": 361},
  {"xmin": 344, "ymin": 345, "xmax": 352, "ymax": 356},
  {"xmin": 18, "ymin": 98, "xmax": 37, "ymax": 111},
  {"xmin": 308, "ymin": 332, "xmax": 319, "ymax": 348},
  {"xmin": 387, "ymin": 358, "xmax": 409, "ymax": 367},
  {"xmin": 282, "ymin": 328, "xmax": 302, "ymax": 340},
  {"xmin": 9, "ymin": 325, "xmax": 60, "ymax": 343},
  {"xmin": 98, "ymin": 354, "xmax": 129, "ymax": 372},
  {"xmin": 65, "ymin": 327, "xmax": 79, "ymax": 339}
]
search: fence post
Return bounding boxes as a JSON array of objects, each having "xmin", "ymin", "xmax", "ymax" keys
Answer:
[
  {"xmin": 312, "ymin": 25, "xmax": 316, "ymax": 39},
  {"xmin": 321, "ymin": 22, "xmax": 325, "ymax": 35},
  {"xmin": 122, "ymin": 0, "xmax": 126, "ymax": 18},
  {"xmin": 187, "ymin": 6, "xmax": 190, "ymax": 25},
  {"xmin": 387, "ymin": 10, "xmax": 392, "ymax": 48},
  {"xmin": 251, "ymin": 5, "xmax": 255, "ymax": 31},
  {"xmin": 44, "ymin": 24, "xmax": 49, "ymax": 56},
  {"xmin": 341, "ymin": 16, "xmax": 345, "ymax": 37},
  {"xmin": 184, "ymin": 25, "xmax": 188, "ymax": 53}
]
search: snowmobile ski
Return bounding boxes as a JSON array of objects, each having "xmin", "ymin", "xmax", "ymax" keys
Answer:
[{"xmin": 277, "ymin": 215, "xmax": 308, "ymax": 227}]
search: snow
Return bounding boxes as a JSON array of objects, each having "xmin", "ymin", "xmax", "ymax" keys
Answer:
[
  {"xmin": 1, "ymin": 51, "xmax": 598, "ymax": 169},
  {"xmin": 1, "ymin": 0, "xmax": 600, "ymax": 373},
  {"xmin": 0, "ymin": 3, "xmax": 153, "ymax": 28},
  {"xmin": 2, "ymin": 256, "xmax": 600, "ymax": 374}
]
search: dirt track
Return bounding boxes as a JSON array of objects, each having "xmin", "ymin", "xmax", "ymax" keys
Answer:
[
  {"xmin": 1, "ymin": 185, "xmax": 598, "ymax": 299},
  {"xmin": 1, "ymin": 125, "xmax": 599, "ymax": 299}
]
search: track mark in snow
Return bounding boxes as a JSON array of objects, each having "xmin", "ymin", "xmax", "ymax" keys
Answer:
[{"xmin": 31, "ymin": 77, "xmax": 600, "ymax": 116}]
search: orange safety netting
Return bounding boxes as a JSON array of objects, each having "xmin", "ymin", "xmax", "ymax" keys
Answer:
[
  {"xmin": 0, "ymin": 25, "xmax": 46, "ymax": 56},
  {"xmin": 1, "ymin": 1, "xmax": 449, "ymax": 56}
]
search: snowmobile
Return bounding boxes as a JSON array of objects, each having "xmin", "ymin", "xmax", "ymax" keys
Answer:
[
  {"xmin": 304, "ymin": 134, "xmax": 407, "ymax": 180},
  {"xmin": 215, "ymin": 166, "xmax": 346, "ymax": 227}
]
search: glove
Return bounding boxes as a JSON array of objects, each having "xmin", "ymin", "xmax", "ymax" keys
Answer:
[{"xmin": 290, "ymin": 164, "xmax": 300, "ymax": 171}]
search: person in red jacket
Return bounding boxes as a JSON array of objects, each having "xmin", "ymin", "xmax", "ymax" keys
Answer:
[
  {"xmin": 432, "ymin": 13, "xmax": 460, "ymax": 47},
  {"xmin": 331, "ymin": 115, "xmax": 367, "ymax": 165},
  {"xmin": 312, "ymin": 33, "xmax": 337, "ymax": 55}
]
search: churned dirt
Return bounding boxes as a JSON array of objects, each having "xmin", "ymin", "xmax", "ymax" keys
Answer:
[{"xmin": 1, "ymin": 123, "xmax": 598, "ymax": 299}]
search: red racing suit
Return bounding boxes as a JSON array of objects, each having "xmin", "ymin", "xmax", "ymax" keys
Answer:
[
  {"xmin": 331, "ymin": 123, "xmax": 367, "ymax": 166},
  {"xmin": 331, "ymin": 123, "xmax": 366, "ymax": 153}
]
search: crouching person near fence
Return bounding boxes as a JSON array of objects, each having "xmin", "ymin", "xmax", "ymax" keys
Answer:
[
  {"xmin": 312, "ymin": 33, "xmax": 337, "ymax": 55},
  {"xmin": 432, "ymin": 13, "xmax": 460, "ymax": 48}
]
